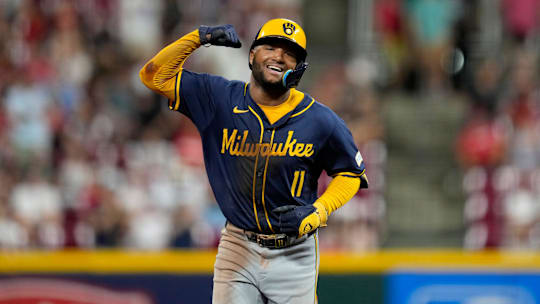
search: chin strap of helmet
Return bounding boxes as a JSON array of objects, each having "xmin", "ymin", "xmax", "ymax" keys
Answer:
[{"xmin": 282, "ymin": 62, "xmax": 308, "ymax": 89}]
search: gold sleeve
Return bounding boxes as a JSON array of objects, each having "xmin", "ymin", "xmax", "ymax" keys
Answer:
[
  {"xmin": 139, "ymin": 29, "xmax": 201, "ymax": 102},
  {"xmin": 316, "ymin": 175, "xmax": 361, "ymax": 215}
]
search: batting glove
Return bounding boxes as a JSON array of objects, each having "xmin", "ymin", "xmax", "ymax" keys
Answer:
[
  {"xmin": 282, "ymin": 62, "xmax": 308, "ymax": 89},
  {"xmin": 199, "ymin": 24, "xmax": 242, "ymax": 48},
  {"xmin": 274, "ymin": 201, "xmax": 328, "ymax": 237}
]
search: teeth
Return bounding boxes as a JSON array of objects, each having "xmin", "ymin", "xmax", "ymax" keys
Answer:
[{"xmin": 267, "ymin": 65, "xmax": 283, "ymax": 72}]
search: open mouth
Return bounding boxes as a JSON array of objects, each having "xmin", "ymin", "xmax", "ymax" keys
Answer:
[{"xmin": 266, "ymin": 64, "xmax": 284, "ymax": 76}]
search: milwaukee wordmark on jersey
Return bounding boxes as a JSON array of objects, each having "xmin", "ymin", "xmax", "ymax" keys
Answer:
[
  {"xmin": 221, "ymin": 129, "xmax": 315, "ymax": 158},
  {"xmin": 170, "ymin": 70, "xmax": 367, "ymax": 234}
]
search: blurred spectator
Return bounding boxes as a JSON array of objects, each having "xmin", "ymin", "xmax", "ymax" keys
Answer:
[
  {"xmin": 465, "ymin": 57, "xmax": 504, "ymax": 117},
  {"xmin": 456, "ymin": 115, "xmax": 507, "ymax": 169},
  {"xmin": 374, "ymin": 0, "xmax": 409, "ymax": 90},
  {"xmin": 10, "ymin": 164, "xmax": 63, "ymax": 248},
  {"xmin": 118, "ymin": 0, "xmax": 163, "ymax": 59},
  {"xmin": 459, "ymin": 31, "xmax": 540, "ymax": 249},
  {"xmin": 503, "ymin": 50, "xmax": 540, "ymax": 170},
  {"xmin": 501, "ymin": 0, "xmax": 540, "ymax": 46},
  {"xmin": 0, "ymin": 169, "xmax": 26, "ymax": 249},
  {"xmin": 404, "ymin": 0, "xmax": 460, "ymax": 95},
  {"xmin": 5, "ymin": 71, "xmax": 54, "ymax": 160},
  {"xmin": 310, "ymin": 56, "xmax": 386, "ymax": 251}
]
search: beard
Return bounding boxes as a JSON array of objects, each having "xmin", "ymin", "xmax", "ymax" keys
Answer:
[{"xmin": 251, "ymin": 58, "xmax": 288, "ymax": 97}]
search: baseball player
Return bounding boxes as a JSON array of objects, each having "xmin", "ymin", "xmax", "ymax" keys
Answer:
[{"xmin": 140, "ymin": 18, "xmax": 368, "ymax": 304}]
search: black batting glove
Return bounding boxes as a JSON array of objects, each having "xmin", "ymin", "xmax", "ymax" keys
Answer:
[
  {"xmin": 273, "ymin": 204, "xmax": 317, "ymax": 236},
  {"xmin": 282, "ymin": 62, "xmax": 308, "ymax": 89},
  {"xmin": 199, "ymin": 24, "xmax": 242, "ymax": 48}
]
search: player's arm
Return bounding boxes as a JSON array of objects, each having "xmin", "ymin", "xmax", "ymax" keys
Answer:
[
  {"xmin": 276, "ymin": 175, "xmax": 364, "ymax": 237},
  {"xmin": 275, "ymin": 114, "xmax": 368, "ymax": 238},
  {"xmin": 315, "ymin": 169, "xmax": 368, "ymax": 220},
  {"xmin": 139, "ymin": 29, "xmax": 200, "ymax": 100},
  {"xmin": 139, "ymin": 25, "xmax": 241, "ymax": 100},
  {"xmin": 310, "ymin": 175, "xmax": 362, "ymax": 223}
]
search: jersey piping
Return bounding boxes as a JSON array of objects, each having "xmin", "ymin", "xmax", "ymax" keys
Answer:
[
  {"xmin": 332, "ymin": 170, "xmax": 366, "ymax": 177},
  {"xmin": 290, "ymin": 98, "xmax": 315, "ymax": 118},
  {"xmin": 249, "ymin": 105, "xmax": 264, "ymax": 232},
  {"xmin": 262, "ymin": 129, "xmax": 276, "ymax": 232},
  {"xmin": 243, "ymin": 83, "xmax": 315, "ymax": 126},
  {"xmin": 314, "ymin": 232, "xmax": 319, "ymax": 303},
  {"xmin": 170, "ymin": 71, "xmax": 182, "ymax": 111}
]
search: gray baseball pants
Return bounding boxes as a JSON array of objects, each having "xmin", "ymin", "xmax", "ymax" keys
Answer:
[{"xmin": 212, "ymin": 223, "xmax": 320, "ymax": 304}]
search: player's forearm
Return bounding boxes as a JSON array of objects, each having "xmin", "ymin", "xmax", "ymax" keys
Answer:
[
  {"xmin": 139, "ymin": 29, "xmax": 201, "ymax": 99},
  {"xmin": 317, "ymin": 175, "xmax": 361, "ymax": 216},
  {"xmin": 297, "ymin": 176, "xmax": 360, "ymax": 233}
]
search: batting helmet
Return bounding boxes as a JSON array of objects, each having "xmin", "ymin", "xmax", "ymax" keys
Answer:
[{"xmin": 249, "ymin": 18, "xmax": 307, "ymax": 67}]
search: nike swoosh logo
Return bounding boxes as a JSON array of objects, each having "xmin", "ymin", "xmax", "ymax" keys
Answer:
[{"xmin": 233, "ymin": 106, "xmax": 249, "ymax": 114}]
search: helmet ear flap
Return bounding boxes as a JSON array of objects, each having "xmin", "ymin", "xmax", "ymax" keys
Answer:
[{"xmin": 281, "ymin": 62, "xmax": 308, "ymax": 89}]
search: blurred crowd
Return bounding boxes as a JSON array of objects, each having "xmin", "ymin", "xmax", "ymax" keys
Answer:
[
  {"xmin": 371, "ymin": 0, "xmax": 540, "ymax": 249},
  {"xmin": 1, "ymin": 0, "xmax": 539, "ymax": 252},
  {"xmin": 451, "ymin": 0, "xmax": 540, "ymax": 249},
  {"xmin": 0, "ymin": 0, "xmax": 384, "ymax": 251}
]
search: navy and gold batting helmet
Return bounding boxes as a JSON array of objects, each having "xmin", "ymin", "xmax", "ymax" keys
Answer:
[{"xmin": 250, "ymin": 18, "xmax": 307, "ymax": 64}]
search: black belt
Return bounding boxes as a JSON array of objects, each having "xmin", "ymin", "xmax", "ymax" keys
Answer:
[{"xmin": 243, "ymin": 230, "xmax": 314, "ymax": 249}]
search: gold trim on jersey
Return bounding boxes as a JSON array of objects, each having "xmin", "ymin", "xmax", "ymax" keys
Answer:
[
  {"xmin": 331, "ymin": 169, "xmax": 366, "ymax": 178},
  {"xmin": 168, "ymin": 73, "xmax": 177, "ymax": 110},
  {"xmin": 290, "ymin": 98, "xmax": 315, "ymax": 118},
  {"xmin": 314, "ymin": 232, "xmax": 320, "ymax": 303},
  {"xmin": 169, "ymin": 71, "xmax": 182, "ymax": 111},
  {"xmin": 244, "ymin": 82, "xmax": 248, "ymax": 96},
  {"xmin": 332, "ymin": 169, "xmax": 368, "ymax": 188},
  {"xmin": 257, "ymin": 89, "xmax": 305, "ymax": 124},
  {"xmin": 249, "ymin": 106, "xmax": 264, "ymax": 232},
  {"xmin": 261, "ymin": 129, "xmax": 276, "ymax": 232}
]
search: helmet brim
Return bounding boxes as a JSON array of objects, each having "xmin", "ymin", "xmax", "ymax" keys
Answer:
[{"xmin": 250, "ymin": 36, "xmax": 307, "ymax": 63}]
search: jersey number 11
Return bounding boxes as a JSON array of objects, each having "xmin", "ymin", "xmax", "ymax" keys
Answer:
[{"xmin": 290, "ymin": 170, "xmax": 305, "ymax": 197}]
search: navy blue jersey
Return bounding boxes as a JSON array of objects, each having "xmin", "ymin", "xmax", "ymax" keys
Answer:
[{"xmin": 170, "ymin": 70, "xmax": 367, "ymax": 233}]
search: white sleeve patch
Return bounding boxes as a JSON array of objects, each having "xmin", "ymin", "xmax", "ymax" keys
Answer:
[{"xmin": 355, "ymin": 151, "xmax": 363, "ymax": 167}]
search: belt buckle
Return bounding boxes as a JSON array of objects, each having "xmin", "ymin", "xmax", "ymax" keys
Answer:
[{"xmin": 257, "ymin": 233, "xmax": 288, "ymax": 249}]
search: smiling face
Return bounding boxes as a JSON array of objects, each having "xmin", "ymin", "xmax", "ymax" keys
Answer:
[{"xmin": 250, "ymin": 39, "xmax": 299, "ymax": 93}]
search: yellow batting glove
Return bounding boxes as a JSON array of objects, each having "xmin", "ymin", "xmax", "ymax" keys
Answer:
[
  {"xmin": 298, "ymin": 201, "xmax": 328, "ymax": 237},
  {"xmin": 314, "ymin": 201, "xmax": 328, "ymax": 227}
]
